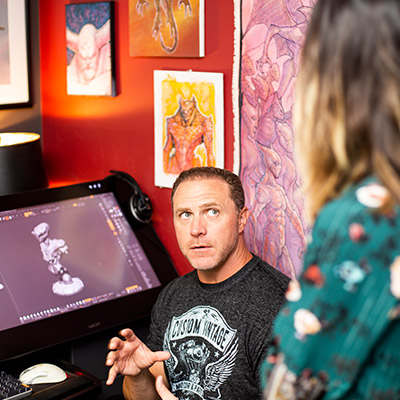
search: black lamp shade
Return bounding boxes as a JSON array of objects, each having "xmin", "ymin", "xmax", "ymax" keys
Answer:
[{"xmin": 0, "ymin": 133, "xmax": 48, "ymax": 196}]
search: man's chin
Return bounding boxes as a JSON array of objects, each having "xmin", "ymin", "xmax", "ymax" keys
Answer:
[
  {"xmin": 193, "ymin": 264, "xmax": 215, "ymax": 271},
  {"xmin": 188, "ymin": 257, "xmax": 216, "ymax": 271}
]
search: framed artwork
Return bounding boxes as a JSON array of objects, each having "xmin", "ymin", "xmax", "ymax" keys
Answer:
[
  {"xmin": 129, "ymin": 0, "xmax": 204, "ymax": 57},
  {"xmin": 66, "ymin": 1, "xmax": 116, "ymax": 96},
  {"xmin": 154, "ymin": 70, "xmax": 224, "ymax": 188},
  {"xmin": 0, "ymin": 0, "xmax": 30, "ymax": 109}
]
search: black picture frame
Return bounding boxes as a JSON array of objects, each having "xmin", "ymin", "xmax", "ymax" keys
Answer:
[{"xmin": 0, "ymin": 0, "xmax": 31, "ymax": 109}]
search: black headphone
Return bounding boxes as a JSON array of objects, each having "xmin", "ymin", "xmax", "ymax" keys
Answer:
[{"xmin": 109, "ymin": 170, "xmax": 153, "ymax": 224}]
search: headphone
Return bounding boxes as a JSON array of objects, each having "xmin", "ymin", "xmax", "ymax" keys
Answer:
[{"xmin": 109, "ymin": 170, "xmax": 153, "ymax": 224}]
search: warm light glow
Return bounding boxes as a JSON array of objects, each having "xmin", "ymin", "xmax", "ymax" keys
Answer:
[{"xmin": 0, "ymin": 132, "xmax": 40, "ymax": 147}]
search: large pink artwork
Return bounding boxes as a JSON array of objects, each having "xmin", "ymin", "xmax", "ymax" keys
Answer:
[{"xmin": 235, "ymin": 0, "xmax": 315, "ymax": 278}]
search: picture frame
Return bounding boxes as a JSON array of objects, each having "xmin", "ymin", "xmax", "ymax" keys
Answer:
[
  {"xmin": 0, "ymin": 0, "xmax": 30, "ymax": 109},
  {"xmin": 65, "ymin": 1, "xmax": 116, "ymax": 97},
  {"xmin": 154, "ymin": 70, "xmax": 224, "ymax": 188},
  {"xmin": 129, "ymin": 0, "xmax": 204, "ymax": 58}
]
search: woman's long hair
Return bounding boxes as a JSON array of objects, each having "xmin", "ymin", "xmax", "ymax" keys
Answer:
[{"xmin": 294, "ymin": 0, "xmax": 400, "ymax": 220}]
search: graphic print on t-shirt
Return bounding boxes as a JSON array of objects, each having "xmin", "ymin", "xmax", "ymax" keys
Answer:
[{"xmin": 163, "ymin": 305, "xmax": 238, "ymax": 400}]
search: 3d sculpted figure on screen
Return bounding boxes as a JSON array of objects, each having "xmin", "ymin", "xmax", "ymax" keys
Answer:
[{"xmin": 32, "ymin": 222, "xmax": 84, "ymax": 296}]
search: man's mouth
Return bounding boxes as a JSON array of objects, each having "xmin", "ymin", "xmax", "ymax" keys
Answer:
[{"xmin": 190, "ymin": 244, "xmax": 210, "ymax": 250}]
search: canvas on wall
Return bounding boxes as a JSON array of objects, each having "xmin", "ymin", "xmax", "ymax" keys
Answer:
[
  {"xmin": 66, "ymin": 1, "xmax": 116, "ymax": 96},
  {"xmin": 154, "ymin": 70, "xmax": 224, "ymax": 188},
  {"xmin": 234, "ymin": 0, "xmax": 316, "ymax": 279},
  {"xmin": 129, "ymin": 0, "xmax": 204, "ymax": 57}
]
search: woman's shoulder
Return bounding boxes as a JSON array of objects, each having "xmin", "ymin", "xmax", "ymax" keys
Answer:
[
  {"xmin": 307, "ymin": 176, "xmax": 400, "ymax": 272},
  {"xmin": 316, "ymin": 177, "xmax": 400, "ymax": 226}
]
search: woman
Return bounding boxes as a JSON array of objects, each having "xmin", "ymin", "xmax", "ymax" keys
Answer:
[{"xmin": 261, "ymin": 0, "xmax": 400, "ymax": 398}]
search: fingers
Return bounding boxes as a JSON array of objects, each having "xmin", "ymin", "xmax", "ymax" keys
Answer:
[
  {"xmin": 107, "ymin": 329, "xmax": 135, "ymax": 351},
  {"xmin": 105, "ymin": 347, "xmax": 122, "ymax": 386},
  {"xmin": 105, "ymin": 329, "xmax": 134, "ymax": 385},
  {"xmin": 105, "ymin": 328, "xmax": 169, "ymax": 385},
  {"xmin": 153, "ymin": 351, "xmax": 172, "ymax": 364},
  {"xmin": 105, "ymin": 364, "xmax": 118, "ymax": 386},
  {"xmin": 107, "ymin": 336, "xmax": 123, "ymax": 351},
  {"xmin": 119, "ymin": 328, "xmax": 135, "ymax": 341},
  {"xmin": 105, "ymin": 329, "xmax": 134, "ymax": 365},
  {"xmin": 105, "ymin": 347, "xmax": 117, "ymax": 367},
  {"xmin": 155, "ymin": 375, "xmax": 178, "ymax": 400}
]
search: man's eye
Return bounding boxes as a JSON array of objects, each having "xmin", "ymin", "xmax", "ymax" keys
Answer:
[
  {"xmin": 180, "ymin": 212, "xmax": 191, "ymax": 220},
  {"xmin": 207, "ymin": 209, "xmax": 219, "ymax": 216}
]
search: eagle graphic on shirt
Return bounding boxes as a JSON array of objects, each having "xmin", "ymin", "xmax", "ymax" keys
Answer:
[{"xmin": 163, "ymin": 305, "xmax": 239, "ymax": 399}]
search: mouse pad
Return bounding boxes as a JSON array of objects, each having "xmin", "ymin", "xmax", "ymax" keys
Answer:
[{"xmin": 28, "ymin": 362, "xmax": 101, "ymax": 400}]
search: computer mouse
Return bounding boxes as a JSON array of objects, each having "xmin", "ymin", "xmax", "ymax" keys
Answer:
[{"xmin": 19, "ymin": 363, "xmax": 67, "ymax": 385}]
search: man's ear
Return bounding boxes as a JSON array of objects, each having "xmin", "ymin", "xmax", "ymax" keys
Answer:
[{"xmin": 238, "ymin": 206, "xmax": 249, "ymax": 233}]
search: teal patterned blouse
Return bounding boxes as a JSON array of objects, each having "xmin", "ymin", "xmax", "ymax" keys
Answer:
[{"xmin": 261, "ymin": 177, "xmax": 400, "ymax": 399}]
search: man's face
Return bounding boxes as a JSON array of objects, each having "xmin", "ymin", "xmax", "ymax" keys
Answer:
[{"xmin": 173, "ymin": 178, "xmax": 246, "ymax": 273}]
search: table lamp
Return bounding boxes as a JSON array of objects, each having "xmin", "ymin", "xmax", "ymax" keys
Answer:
[{"xmin": 0, "ymin": 132, "xmax": 48, "ymax": 196}]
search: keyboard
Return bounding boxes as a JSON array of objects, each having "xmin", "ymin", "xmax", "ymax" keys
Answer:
[{"xmin": 0, "ymin": 372, "xmax": 32, "ymax": 400}]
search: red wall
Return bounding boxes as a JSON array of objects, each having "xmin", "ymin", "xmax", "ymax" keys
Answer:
[{"xmin": 38, "ymin": 0, "xmax": 235, "ymax": 275}]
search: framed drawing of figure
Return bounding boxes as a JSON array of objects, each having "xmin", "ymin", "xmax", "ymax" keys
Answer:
[
  {"xmin": 154, "ymin": 70, "xmax": 224, "ymax": 188},
  {"xmin": 66, "ymin": 2, "xmax": 116, "ymax": 96}
]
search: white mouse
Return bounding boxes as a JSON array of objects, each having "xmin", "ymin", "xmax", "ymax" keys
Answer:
[{"xmin": 19, "ymin": 363, "xmax": 67, "ymax": 385}]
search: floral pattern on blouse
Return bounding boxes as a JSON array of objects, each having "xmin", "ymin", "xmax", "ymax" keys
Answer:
[{"xmin": 261, "ymin": 177, "xmax": 400, "ymax": 400}]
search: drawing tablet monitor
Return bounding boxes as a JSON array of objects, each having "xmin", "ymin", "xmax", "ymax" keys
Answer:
[{"xmin": 0, "ymin": 175, "xmax": 177, "ymax": 361}]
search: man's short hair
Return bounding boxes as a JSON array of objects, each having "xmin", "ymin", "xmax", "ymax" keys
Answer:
[{"xmin": 171, "ymin": 167, "xmax": 245, "ymax": 213}]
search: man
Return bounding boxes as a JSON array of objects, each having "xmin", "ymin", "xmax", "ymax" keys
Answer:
[{"xmin": 106, "ymin": 167, "xmax": 290, "ymax": 400}]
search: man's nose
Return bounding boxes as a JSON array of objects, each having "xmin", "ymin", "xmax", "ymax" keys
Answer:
[{"xmin": 190, "ymin": 215, "xmax": 206, "ymax": 236}]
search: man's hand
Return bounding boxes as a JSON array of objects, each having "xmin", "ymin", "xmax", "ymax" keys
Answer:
[
  {"xmin": 105, "ymin": 328, "xmax": 170, "ymax": 385},
  {"xmin": 155, "ymin": 376, "xmax": 178, "ymax": 400}
]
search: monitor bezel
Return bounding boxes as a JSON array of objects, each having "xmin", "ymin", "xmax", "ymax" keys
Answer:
[{"xmin": 0, "ymin": 174, "xmax": 178, "ymax": 361}]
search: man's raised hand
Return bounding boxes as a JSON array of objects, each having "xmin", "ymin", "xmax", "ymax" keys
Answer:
[{"xmin": 105, "ymin": 328, "xmax": 170, "ymax": 385}]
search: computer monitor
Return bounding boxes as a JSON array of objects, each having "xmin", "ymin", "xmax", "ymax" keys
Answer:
[{"xmin": 0, "ymin": 174, "xmax": 178, "ymax": 361}]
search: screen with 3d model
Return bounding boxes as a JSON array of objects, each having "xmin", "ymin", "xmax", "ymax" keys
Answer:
[{"xmin": 0, "ymin": 176, "xmax": 177, "ymax": 361}]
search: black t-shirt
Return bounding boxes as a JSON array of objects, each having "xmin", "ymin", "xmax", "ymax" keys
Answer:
[{"xmin": 147, "ymin": 255, "xmax": 290, "ymax": 400}]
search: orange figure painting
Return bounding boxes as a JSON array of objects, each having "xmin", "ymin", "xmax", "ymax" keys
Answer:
[
  {"xmin": 163, "ymin": 95, "xmax": 215, "ymax": 174},
  {"xmin": 129, "ymin": 0, "xmax": 204, "ymax": 57},
  {"xmin": 154, "ymin": 70, "xmax": 224, "ymax": 188}
]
